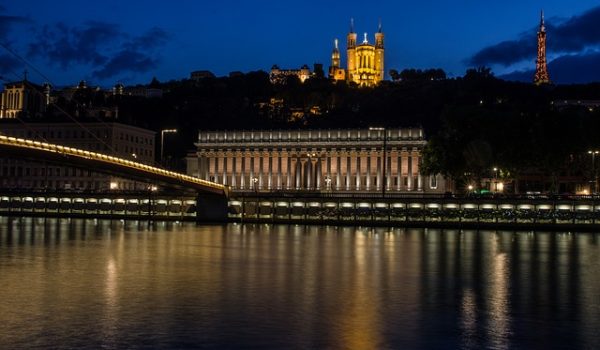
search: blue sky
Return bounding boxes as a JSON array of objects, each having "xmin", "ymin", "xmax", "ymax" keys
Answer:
[{"xmin": 1, "ymin": 0, "xmax": 600, "ymax": 86}]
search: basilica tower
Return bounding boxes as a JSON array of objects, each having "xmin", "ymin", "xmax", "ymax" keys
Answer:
[
  {"xmin": 534, "ymin": 10, "xmax": 551, "ymax": 85},
  {"xmin": 329, "ymin": 39, "xmax": 346, "ymax": 81},
  {"xmin": 345, "ymin": 20, "xmax": 385, "ymax": 87},
  {"xmin": 346, "ymin": 19, "xmax": 358, "ymax": 83}
]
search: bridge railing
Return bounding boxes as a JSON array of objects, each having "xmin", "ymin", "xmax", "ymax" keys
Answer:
[{"xmin": 0, "ymin": 135, "xmax": 224, "ymax": 192}]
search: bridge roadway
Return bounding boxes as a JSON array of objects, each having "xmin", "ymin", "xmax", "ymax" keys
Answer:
[{"xmin": 0, "ymin": 135, "xmax": 225, "ymax": 195}]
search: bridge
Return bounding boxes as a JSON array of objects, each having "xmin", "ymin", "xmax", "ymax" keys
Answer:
[{"xmin": 0, "ymin": 135, "xmax": 228, "ymax": 220}]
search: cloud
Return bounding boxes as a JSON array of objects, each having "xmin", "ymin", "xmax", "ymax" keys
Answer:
[
  {"xmin": 0, "ymin": 54, "xmax": 21, "ymax": 77},
  {"xmin": 0, "ymin": 14, "xmax": 30, "ymax": 42},
  {"xmin": 28, "ymin": 22, "xmax": 169, "ymax": 80},
  {"xmin": 126, "ymin": 27, "xmax": 169, "ymax": 50},
  {"xmin": 93, "ymin": 50, "xmax": 158, "ymax": 79},
  {"xmin": 28, "ymin": 21, "xmax": 120, "ymax": 68},
  {"xmin": 500, "ymin": 51, "xmax": 600, "ymax": 84},
  {"xmin": 469, "ymin": 6, "xmax": 600, "ymax": 67},
  {"xmin": 0, "ymin": 11, "xmax": 30, "ymax": 76}
]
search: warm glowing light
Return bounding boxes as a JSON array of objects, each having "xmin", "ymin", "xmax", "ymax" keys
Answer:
[{"xmin": 110, "ymin": 182, "xmax": 119, "ymax": 190}]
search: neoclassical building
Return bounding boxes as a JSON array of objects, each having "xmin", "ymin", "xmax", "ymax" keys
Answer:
[{"xmin": 187, "ymin": 128, "xmax": 449, "ymax": 193}]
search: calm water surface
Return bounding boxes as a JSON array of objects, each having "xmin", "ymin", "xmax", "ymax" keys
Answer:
[{"xmin": 0, "ymin": 216, "xmax": 599, "ymax": 349}]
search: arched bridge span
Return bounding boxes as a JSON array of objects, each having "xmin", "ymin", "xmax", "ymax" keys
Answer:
[{"xmin": 0, "ymin": 135, "xmax": 225, "ymax": 195}]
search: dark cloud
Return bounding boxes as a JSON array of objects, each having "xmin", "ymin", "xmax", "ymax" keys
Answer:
[
  {"xmin": 28, "ymin": 21, "xmax": 120, "ymax": 68},
  {"xmin": 500, "ymin": 51, "xmax": 600, "ymax": 84},
  {"xmin": 126, "ymin": 27, "xmax": 169, "ymax": 50},
  {"xmin": 28, "ymin": 22, "xmax": 169, "ymax": 80},
  {"xmin": 0, "ymin": 14, "xmax": 30, "ymax": 41},
  {"xmin": 93, "ymin": 50, "xmax": 158, "ymax": 79},
  {"xmin": 469, "ymin": 6, "xmax": 600, "ymax": 66},
  {"xmin": 0, "ymin": 54, "xmax": 21, "ymax": 77},
  {"xmin": 0, "ymin": 11, "xmax": 29, "ymax": 76}
]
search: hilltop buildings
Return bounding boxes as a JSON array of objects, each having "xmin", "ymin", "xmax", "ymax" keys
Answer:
[{"xmin": 270, "ymin": 21, "xmax": 385, "ymax": 87}]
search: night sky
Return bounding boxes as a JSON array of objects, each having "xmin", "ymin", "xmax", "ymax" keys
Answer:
[{"xmin": 1, "ymin": 0, "xmax": 600, "ymax": 87}]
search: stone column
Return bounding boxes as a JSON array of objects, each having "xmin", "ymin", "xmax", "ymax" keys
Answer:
[
  {"xmin": 336, "ymin": 154, "xmax": 341, "ymax": 191},
  {"xmin": 376, "ymin": 153, "xmax": 382, "ymax": 191},
  {"xmin": 346, "ymin": 156, "xmax": 351, "ymax": 191},
  {"xmin": 396, "ymin": 154, "xmax": 401, "ymax": 191},
  {"xmin": 386, "ymin": 154, "xmax": 392, "ymax": 190},
  {"xmin": 268, "ymin": 152, "xmax": 273, "ymax": 190},
  {"xmin": 240, "ymin": 155, "xmax": 246, "ymax": 190},
  {"xmin": 416, "ymin": 152, "xmax": 423, "ymax": 191},
  {"xmin": 275, "ymin": 151, "xmax": 281, "ymax": 190},
  {"xmin": 366, "ymin": 153, "xmax": 371, "ymax": 191},
  {"xmin": 214, "ymin": 154, "xmax": 219, "ymax": 184},
  {"xmin": 315, "ymin": 158, "xmax": 322, "ymax": 190},
  {"xmin": 258, "ymin": 153, "xmax": 264, "ymax": 190},
  {"xmin": 296, "ymin": 159, "xmax": 304, "ymax": 189},
  {"xmin": 222, "ymin": 155, "xmax": 228, "ymax": 185},
  {"xmin": 355, "ymin": 155, "xmax": 361, "ymax": 190},
  {"xmin": 407, "ymin": 152, "xmax": 413, "ymax": 191},
  {"xmin": 231, "ymin": 156, "xmax": 237, "ymax": 188},
  {"xmin": 287, "ymin": 154, "xmax": 292, "ymax": 190},
  {"xmin": 249, "ymin": 154, "xmax": 255, "ymax": 190}
]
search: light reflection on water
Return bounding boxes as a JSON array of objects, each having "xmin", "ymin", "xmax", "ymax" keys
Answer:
[{"xmin": 0, "ymin": 217, "xmax": 599, "ymax": 349}]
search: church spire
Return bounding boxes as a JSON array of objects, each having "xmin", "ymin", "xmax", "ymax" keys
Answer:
[
  {"xmin": 534, "ymin": 10, "xmax": 551, "ymax": 85},
  {"xmin": 350, "ymin": 18, "xmax": 354, "ymax": 33},
  {"xmin": 378, "ymin": 18, "xmax": 382, "ymax": 33}
]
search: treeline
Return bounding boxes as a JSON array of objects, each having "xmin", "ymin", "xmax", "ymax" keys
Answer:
[{"xmin": 45, "ymin": 68, "xmax": 600, "ymax": 180}]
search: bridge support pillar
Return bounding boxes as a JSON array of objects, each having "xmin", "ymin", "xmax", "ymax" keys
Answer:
[{"xmin": 196, "ymin": 193, "xmax": 228, "ymax": 222}]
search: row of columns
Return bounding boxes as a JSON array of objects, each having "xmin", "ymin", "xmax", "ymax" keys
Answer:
[{"xmin": 197, "ymin": 149, "xmax": 425, "ymax": 192}]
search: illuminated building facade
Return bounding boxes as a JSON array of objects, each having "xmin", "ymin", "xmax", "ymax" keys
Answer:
[
  {"xmin": 0, "ymin": 80, "xmax": 48, "ymax": 119},
  {"xmin": 187, "ymin": 128, "xmax": 449, "ymax": 193},
  {"xmin": 328, "ymin": 39, "xmax": 346, "ymax": 81},
  {"xmin": 346, "ymin": 20, "xmax": 384, "ymax": 87},
  {"xmin": 534, "ymin": 11, "xmax": 551, "ymax": 85},
  {"xmin": 269, "ymin": 65, "xmax": 312, "ymax": 84},
  {"xmin": 0, "ymin": 122, "xmax": 155, "ymax": 190}
]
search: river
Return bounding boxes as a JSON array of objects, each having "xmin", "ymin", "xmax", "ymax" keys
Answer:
[{"xmin": 0, "ymin": 216, "xmax": 598, "ymax": 349}]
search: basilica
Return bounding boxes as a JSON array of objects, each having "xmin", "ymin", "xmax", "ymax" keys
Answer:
[{"xmin": 330, "ymin": 20, "xmax": 385, "ymax": 87}]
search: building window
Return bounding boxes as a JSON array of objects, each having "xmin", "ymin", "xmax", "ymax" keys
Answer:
[{"xmin": 430, "ymin": 175, "xmax": 437, "ymax": 189}]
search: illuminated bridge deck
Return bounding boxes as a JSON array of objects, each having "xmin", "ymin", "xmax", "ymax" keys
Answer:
[{"xmin": 0, "ymin": 135, "xmax": 225, "ymax": 195}]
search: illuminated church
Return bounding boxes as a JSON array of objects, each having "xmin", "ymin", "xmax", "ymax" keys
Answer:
[{"xmin": 329, "ymin": 20, "xmax": 385, "ymax": 87}]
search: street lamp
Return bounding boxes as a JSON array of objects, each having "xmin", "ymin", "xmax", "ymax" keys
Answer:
[
  {"xmin": 493, "ymin": 167, "xmax": 498, "ymax": 192},
  {"xmin": 252, "ymin": 177, "xmax": 259, "ymax": 193},
  {"xmin": 325, "ymin": 176, "xmax": 332, "ymax": 192},
  {"xmin": 588, "ymin": 150, "xmax": 599, "ymax": 194},
  {"xmin": 160, "ymin": 129, "xmax": 177, "ymax": 164}
]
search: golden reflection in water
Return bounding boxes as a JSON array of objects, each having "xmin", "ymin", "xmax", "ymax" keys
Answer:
[
  {"xmin": 332, "ymin": 230, "xmax": 384, "ymax": 349},
  {"xmin": 488, "ymin": 249, "xmax": 509, "ymax": 349},
  {"xmin": 102, "ymin": 230, "xmax": 125, "ymax": 344},
  {"xmin": 461, "ymin": 289, "xmax": 477, "ymax": 349}
]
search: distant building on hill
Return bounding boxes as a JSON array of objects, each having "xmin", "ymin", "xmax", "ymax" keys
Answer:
[
  {"xmin": 0, "ymin": 80, "xmax": 48, "ymax": 119},
  {"xmin": 269, "ymin": 64, "xmax": 312, "ymax": 84},
  {"xmin": 190, "ymin": 70, "xmax": 216, "ymax": 81}
]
